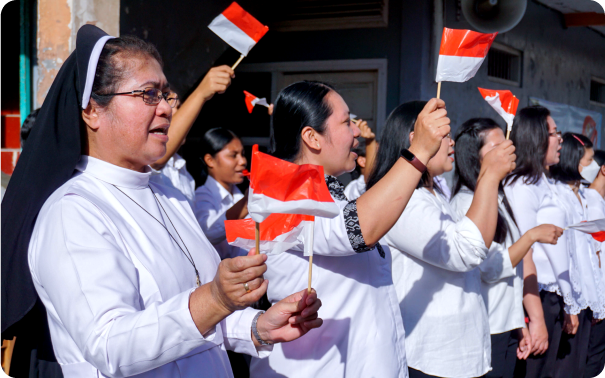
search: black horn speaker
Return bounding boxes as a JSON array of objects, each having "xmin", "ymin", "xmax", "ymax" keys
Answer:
[{"xmin": 461, "ymin": 0, "xmax": 527, "ymax": 33}]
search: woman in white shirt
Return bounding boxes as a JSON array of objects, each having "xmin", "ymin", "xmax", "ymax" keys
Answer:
[
  {"xmin": 249, "ymin": 81, "xmax": 453, "ymax": 378},
  {"xmin": 4, "ymin": 26, "xmax": 323, "ymax": 378},
  {"xmin": 503, "ymin": 105, "xmax": 583, "ymax": 378},
  {"xmin": 194, "ymin": 128, "xmax": 248, "ymax": 259},
  {"xmin": 450, "ymin": 118, "xmax": 562, "ymax": 378},
  {"xmin": 365, "ymin": 102, "xmax": 516, "ymax": 378},
  {"xmin": 549, "ymin": 133, "xmax": 605, "ymax": 376}
]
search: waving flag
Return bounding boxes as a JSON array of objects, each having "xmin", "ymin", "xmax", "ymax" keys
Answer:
[
  {"xmin": 208, "ymin": 2, "xmax": 269, "ymax": 56},
  {"xmin": 225, "ymin": 214, "xmax": 313, "ymax": 254},
  {"xmin": 436, "ymin": 28, "xmax": 497, "ymax": 83},
  {"xmin": 244, "ymin": 90, "xmax": 270, "ymax": 113},
  {"xmin": 478, "ymin": 88, "xmax": 519, "ymax": 130},
  {"xmin": 247, "ymin": 145, "xmax": 340, "ymax": 223},
  {"xmin": 567, "ymin": 219, "xmax": 605, "ymax": 242}
]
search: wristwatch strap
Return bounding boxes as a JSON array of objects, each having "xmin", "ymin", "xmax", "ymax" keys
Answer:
[
  {"xmin": 252, "ymin": 311, "xmax": 272, "ymax": 346},
  {"xmin": 400, "ymin": 148, "xmax": 427, "ymax": 174}
]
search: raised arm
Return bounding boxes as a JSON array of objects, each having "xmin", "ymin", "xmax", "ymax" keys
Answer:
[
  {"xmin": 356, "ymin": 99, "xmax": 450, "ymax": 246},
  {"xmin": 152, "ymin": 66, "xmax": 234, "ymax": 169}
]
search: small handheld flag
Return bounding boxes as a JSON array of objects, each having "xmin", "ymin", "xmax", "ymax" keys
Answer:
[
  {"xmin": 567, "ymin": 219, "xmax": 605, "ymax": 242},
  {"xmin": 478, "ymin": 88, "xmax": 519, "ymax": 138},
  {"xmin": 208, "ymin": 2, "xmax": 269, "ymax": 69},
  {"xmin": 435, "ymin": 28, "xmax": 497, "ymax": 97},
  {"xmin": 244, "ymin": 90, "xmax": 270, "ymax": 113},
  {"xmin": 247, "ymin": 145, "xmax": 340, "ymax": 223}
]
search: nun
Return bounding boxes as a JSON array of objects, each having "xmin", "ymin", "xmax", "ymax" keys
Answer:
[{"xmin": 1, "ymin": 25, "xmax": 322, "ymax": 378}]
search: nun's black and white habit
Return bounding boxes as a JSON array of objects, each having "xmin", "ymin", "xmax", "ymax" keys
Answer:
[{"xmin": 2, "ymin": 25, "xmax": 270, "ymax": 378}]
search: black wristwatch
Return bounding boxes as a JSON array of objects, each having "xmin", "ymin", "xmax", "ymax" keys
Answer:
[{"xmin": 400, "ymin": 149, "xmax": 427, "ymax": 174}]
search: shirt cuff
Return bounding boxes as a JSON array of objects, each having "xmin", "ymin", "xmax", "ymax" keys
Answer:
[
  {"xmin": 343, "ymin": 200, "xmax": 385, "ymax": 258},
  {"xmin": 456, "ymin": 216, "xmax": 489, "ymax": 260},
  {"xmin": 223, "ymin": 308, "xmax": 272, "ymax": 358},
  {"xmin": 479, "ymin": 246, "xmax": 516, "ymax": 283},
  {"xmin": 184, "ymin": 288, "xmax": 218, "ymax": 342}
]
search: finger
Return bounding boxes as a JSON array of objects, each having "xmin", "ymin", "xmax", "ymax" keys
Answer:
[
  {"xmin": 243, "ymin": 277, "xmax": 265, "ymax": 293},
  {"xmin": 302, "ymin": 318, "xmax": 323, "ymax": 330},
  {"xmin": 241, "ymin": 278, "xmax": 269, "ymax": 303},
  {"xmin": 234, "ymin": 264, "xmax": 268, "ymax": 284},
  {"xmin": 215, "ymin": 65, "xmax": 235, "ymax": 77},
  {"xmin": 229, "ymin": 253, "xmax": 267, "ymax": 272},
  {"xmin": 301, "ymin": 298, "xmax": 321, "ymax": 318},
  {"xmin": 427, "ymin": 108, "xmax": 448, "ymax": 122},
  {"xmin": 290, "ymin": 312, "xmax": 319, "ymax": 324},
  {"xmin": 306, "ymin": 289, "xmax": 318, "ymax": 306}
]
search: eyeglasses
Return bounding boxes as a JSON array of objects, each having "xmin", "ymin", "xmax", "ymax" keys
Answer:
[
  {"xmin": 100, "ymin": 88, "xmax": 179, "ymax": 108},
  {"xmin": 549, "ymin": 131, "xmax": 563, "ymax": 140}
]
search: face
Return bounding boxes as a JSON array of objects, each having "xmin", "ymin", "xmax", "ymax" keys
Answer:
[
  {"xmin": 316, "ymin": 91, "xmax": 360, "ymax": 176},
  {"xmin": 544, "ymin": 116, "xmax": 562, "ymax": 167},
  {"xmin": 86, "ymin": 56, "xmax": 172, "ymax": 172},
  {"xmin": 479, "ymin": 128, "xmax": 505, "ymax": 160},
  {"xmin": 426, "ymin": 134, "xmax": 455, "ymax": 177},
  {"xmin": 579, "ymin": 147, "xmax": 595, "ymax": 172},
  {"xmin": 205, "ymin": 138, "xmax": 247, "ymax": 187}
]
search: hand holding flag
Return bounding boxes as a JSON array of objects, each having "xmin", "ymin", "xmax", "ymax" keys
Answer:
[{"xmin": 478, "ymin": 88, "xmax": 519, "ymax": 139}]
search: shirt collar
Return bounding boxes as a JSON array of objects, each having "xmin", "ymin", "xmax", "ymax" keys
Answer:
[
  {"xmin": 76, "ymin": 155, "xmax": 151, "ymax": 189},
  {"xmin": 205, "ymin": 175, "xmax": 234, "ymax": 201}
]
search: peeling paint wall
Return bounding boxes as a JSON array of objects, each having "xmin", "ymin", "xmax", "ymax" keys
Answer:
[{"xmin": 35, "ymin": 0, "xmax": 119, "ymax": 108}]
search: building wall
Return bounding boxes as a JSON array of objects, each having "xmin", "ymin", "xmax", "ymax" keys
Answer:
[{"xmin": 438, "ymin": 0, "xmax": 605, "ymax": 141}]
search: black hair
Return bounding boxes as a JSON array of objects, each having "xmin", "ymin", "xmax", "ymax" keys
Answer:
[
  {"xmin": 594, "ymin": 150, "xmax": 605, "ymax": 167},
  {"xmin": 270, "ymin": 81, "xmax": 334, "ymax": 162},
  {"xmin": 21, "ymin": 108, "xmax": 40, "ymax": 147},
  {"xmin": 550, "ymin": 133, "xmax": 587, "ymax": 184},
  {"xmin": 452, "ymin": 117, "xmax": 516, "ymax": 244},
  {"xmin": 575, "ymin": 133, "xmax": 593, "ymax": 149},
  {"xmin": 199, "ymin": 127, "xmax": 239, "ymax": 184},
  {"xmin": 90, "ymin": 36, "xmax": 164, "ymax": 107},
  {"xmin": 505, "ymin": 105, "xmax": 551, "ymax": 186},
  {"xmin": 366, "ymin": 101, "xmax": 439, "ymax": 193}
]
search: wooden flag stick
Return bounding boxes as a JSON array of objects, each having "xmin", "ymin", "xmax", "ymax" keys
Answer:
[
  {"xmin": 308, "ymin": 255, "xmax": 313, "ymax": 294},
  {"xmin": 255, "ymin": 222, "xmax": 260, "ymax": 255},
  {"xmin": 232, "ymin": 54, "xmax": 245, "ymax": 70},
  {"xmin": 436, "ymin": 82, "xmax": 442, "ymax": 99},
  {"xmin": 506, "ymin": 129, "xmax": 511, "ymax": 140},
  {"xmin": 306, "ymin": 220, "xmax": 315, "ymax": 294}
]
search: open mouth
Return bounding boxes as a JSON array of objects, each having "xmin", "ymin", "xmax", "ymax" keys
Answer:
[{"xmin": 149, "ymin": 124, "xmax": 169, "ymax": 135}]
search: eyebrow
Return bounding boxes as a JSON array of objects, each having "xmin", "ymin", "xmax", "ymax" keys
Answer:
[{"xmin": 138, "ymin": 80, "xmax": 170, "ymax": 90}]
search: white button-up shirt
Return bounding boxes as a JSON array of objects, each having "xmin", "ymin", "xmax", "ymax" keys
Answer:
[
  {"xmin": 249, "ymin": 177, "xmax": 408, "ymax": 378},
  {"xmin": 343, "ymin": 175, "xmax": 366, "ymax": 201},
  {"xmin": 383, "ymin": 187, "xmax": 490, "ymax": 378},
  {"xmin": 554, "ymin": 184, "xmax": 605, "ymax": 319},
  {"xmin": 28, "ymin": 156, "xmax": 269, "ymax": 378},
  {"xmin": 504, "ymin": 174, "xmax": 584, "ymax": 315},
  {"xmin": 451, "ymin": 188, "xmax": 525, "ymax": 334},
  {"xmin": 194, "ymin": 176, "xmax": 246, "ymax": 260},
  {"xmin": 150, "ymin": 153, "xmax": 196, "ymax": 207}
]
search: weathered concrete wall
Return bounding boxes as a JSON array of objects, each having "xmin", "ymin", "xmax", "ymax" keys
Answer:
[{"xmin": 35, "ymin": 0, "xmax": 119, "ymax": 107}]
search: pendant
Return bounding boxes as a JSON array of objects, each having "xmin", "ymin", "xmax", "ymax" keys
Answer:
[{"xmin": 196, "ymin": 274, "xmax": 200, "ymax": 288}]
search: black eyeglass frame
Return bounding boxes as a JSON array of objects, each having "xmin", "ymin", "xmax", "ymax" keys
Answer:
[{"xmin": 99, "ymin": 88, "xmax": 178, "ymax": 108}]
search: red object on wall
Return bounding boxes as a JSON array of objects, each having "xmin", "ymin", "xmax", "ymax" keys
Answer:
[
  {"xmin": 1, "ymin": 151, "xmax": 19, "ymax": 175},
  {"xmin": 2, "ymin": 115, "xmax": 21, "ymax": 149}
]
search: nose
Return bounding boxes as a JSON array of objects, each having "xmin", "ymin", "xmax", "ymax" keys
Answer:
[
  {"xmin": 156, "ymin": 96, "xmax": 173, "ymax": 118},
  {"xmin": 351, "ymin": 120, "xmax": 361, "ymax": 137}
]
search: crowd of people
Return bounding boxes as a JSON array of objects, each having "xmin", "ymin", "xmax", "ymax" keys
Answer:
[{"xmin": 2, "ymin": 24, "xmax": 605, "ymax": 378}]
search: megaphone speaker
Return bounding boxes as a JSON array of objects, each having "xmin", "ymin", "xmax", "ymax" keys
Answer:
[{"xmin": 461, "ymin": 0, "xmax": 528, "ymax": 33}]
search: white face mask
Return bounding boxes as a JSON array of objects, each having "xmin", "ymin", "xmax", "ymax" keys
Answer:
[{"xmin": 580, "ymin": 160, "xmax": 600, "ymax": 183}]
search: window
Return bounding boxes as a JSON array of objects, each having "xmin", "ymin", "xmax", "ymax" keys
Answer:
[
  {"xmin": 487, "ymin": 43, "xmax": 522, "ymax": 87},
  {"xmin": 590, "ymin": 77, "xmax": 605, "ymax": 106},
  {"xmin": 268, "ymin": 0, "xmax": 388, "ymax": 32}
]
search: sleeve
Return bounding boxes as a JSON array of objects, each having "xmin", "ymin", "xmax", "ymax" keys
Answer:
[
  {"xmin": 31, "ymin": 195, "xmax": 214, "ymax": 378},
  {"xmin": 194, "ymin": 190, "xmax": 228, "ymax": 245},
  {"xmin": 383, "ymin": 191, "xmax": 488, "ymax": 272},
  {"xmin": 222, "ymin": 308, "xmax": 272, "ymax": 358}
]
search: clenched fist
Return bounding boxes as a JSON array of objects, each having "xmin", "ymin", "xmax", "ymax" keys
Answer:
[
  {"xmin": 199, "ymin": 65, "xmax": 235, "ymax": 102},
  {"xmin": 409, "ymin": 99, "xmax": 451, "ymax": 164},
  {"xmin": 480, "ymin": 139, "xmax": 517, "ymax": 182}
]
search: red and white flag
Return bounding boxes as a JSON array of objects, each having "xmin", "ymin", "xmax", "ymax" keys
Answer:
[
  {"xmin": 225, "ymin": 214, "xmax": 314, "ymax": 255},
  {"xmin": 247, "ymin": 145, "xmax": 340, "ymax": 223},
  {"xmin": 208, "ymin": 2, "xmax": 269, "ymax": 56},
  {"xmin": 567, "ymin": 219, "xmax": 605, "ymax": 242},
  {"xmin": 244, "ymin": 90, "xmax": 270, "ymax": 113},
  {"xmin": 478, "ymin": 88, "xmax": 519, "ymax": 131},
  {"xmin": 436, "ymin": 28, "xmax": 497, "ymax": 83}
]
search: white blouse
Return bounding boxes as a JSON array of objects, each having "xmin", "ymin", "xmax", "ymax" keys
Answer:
[
  {"xmin": 28, "ymin": 156, "xmax": 269, "ymax": 378},
  {"xmin": 249, "ymin": 177, "xmax": 408, "ymax": 378},
  {"xmin": 584, "ymin": 188, "xmax": 605, "ymax": 275},
  {"xmin": 150, "ymin": 153, "xmax": 196, "ymax": 207},
  {"xmin": 554, "ymin": 184, "xmax": 605, "ymax": 319},
  {"xmin": 504, "ymin": 174, "xmax": 583, "ymax": 315},
  {"xmin": 194, "ymin": 176, "xmax": 246, "ymax": 260},
  {"xmin": 450, "ymin": 188, "xmax": 525, "ymax": 334},
  {"xmin": 383, "ymin": 187, "xmax": 490, "ymax": 378},
  {"xmin": 343, "ymin": 175, "xmax": 366, "ymax": 201}
]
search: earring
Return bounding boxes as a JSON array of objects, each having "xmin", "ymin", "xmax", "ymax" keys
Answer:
[{"xmin": 316, "ymin": 143, "xmax": 320, "ymax": 149}]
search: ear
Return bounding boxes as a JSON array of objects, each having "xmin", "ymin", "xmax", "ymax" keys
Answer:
[
  {"xmin": 300, "ymin": 126, "xmax": 321, "ymax": 153},
  {"xmin": 357, "ymin": 155, "xmax": 367, "ymax": 169},
  {"xmin": 408, "ymin": 131, "xmax": 414, "ymax": 145},
  {"xmin": 203, "ymin": 154, "xmax": 215, "ymax": 169},
  {"xmin": 600, "ymin": 165, "xmax": 605, "ymax": 176},
  {"xmin": 81, "ymin": 102, "xmax": 102, "ymax": 131}
]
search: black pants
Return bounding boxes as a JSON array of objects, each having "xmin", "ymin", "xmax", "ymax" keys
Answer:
[
  {"xmin": 555, "ymin": 309, "xmax": 592, "ymax": 377},
  {"xmin": 584, "ymin": 318, "xmax": 605, "ymax": 378},
  {"xmin": 515, "ymin": 291, "xmax": 564, "ymax": 378},
  {"xmin": 487, "ymin": 330, "xmax": 519, "ymax": 378},
  {"xmin": 408, "ymin": 368, "xmax": 486, "ymax": 378}
]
